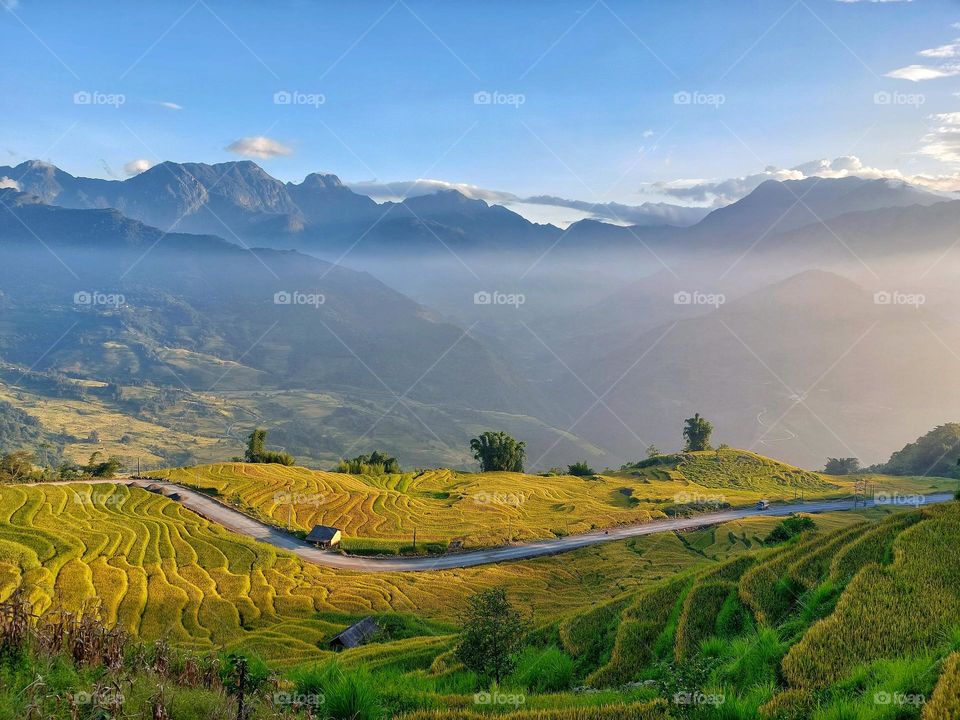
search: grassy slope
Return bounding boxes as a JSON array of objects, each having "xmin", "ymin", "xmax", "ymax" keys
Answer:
[
  {"xmin": 0, "ymin": 482, "xmax": 835, "ymax": 666},
  {"xmin": 150, "ymin": 449, "xmax": 944, "ymax": 550},
  {"xmin": 1, "ymin": 477, "xmax": 955, "ymax": 718}
]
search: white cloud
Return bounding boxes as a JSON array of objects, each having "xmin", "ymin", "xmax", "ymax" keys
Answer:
[
  {"xmin": 225, "ymin": 136, "xmax": 292, "ymax": 159},
  {"xmin": 920, "ymin": 112, "xmax": 960, "ymax": 163},
  {"xmin": 919, "ymin": 42, "xmax": 960, "ymax": 59},
  {"xmin": 887, "ymin": 26, "xmax": 960, "ymax": 80},
  {"xmin": 0, "ymin": 176, "xmax": 20, "ymax": 190},
  {"xmin": 153, "ymin": 101, "xmax": 183, "ymax": 111},
  {"xmin": 886, "ymin": 63, "xmax": 960, "ymax": 81},
  {"xmin": 123, "ymin": 159, "xmax": 153, "ymax": 176},
  {"xmin": 347, "ymin": 178, "xmax": 517, "ymax": 203},
  {"xmin": 645, "ymin": 155, "xmax": 960, "ymax": 205}
]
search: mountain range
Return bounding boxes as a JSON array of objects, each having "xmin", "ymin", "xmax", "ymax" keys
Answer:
[{"xmin": 2, "ymin": 159, "xmax": 959, "ymax": 469}]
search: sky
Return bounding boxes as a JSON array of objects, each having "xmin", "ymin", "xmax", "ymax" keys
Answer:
[{"xmin": 2, "ymin": 0, "xmax": 960, "ymax": 222}]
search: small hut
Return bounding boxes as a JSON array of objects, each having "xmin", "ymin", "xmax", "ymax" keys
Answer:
[
  {"xmin": 306, "ymin": 525, "xmax": 342, "ymax": 548},
  {"xmin": 328, "ymin": 617, "xmax": 378, "ymax": 651}
]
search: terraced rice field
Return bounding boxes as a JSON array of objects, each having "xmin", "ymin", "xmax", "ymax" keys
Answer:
[
  {"xmin": 150, "ymin": 450, "xmax": 932, "ymax": 550},
  {"xmin": 0, "ymin": 481, "xmax": 843, "ymax": 666}
]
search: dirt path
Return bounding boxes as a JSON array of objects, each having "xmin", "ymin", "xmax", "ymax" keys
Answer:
[{"xmin": 37, "ymin": 478, "xmax": 954, "ymax": 572}]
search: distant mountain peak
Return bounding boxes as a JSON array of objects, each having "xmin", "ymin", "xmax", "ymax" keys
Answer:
[{"xmin": 296, "ymin": 172, "xmax": 344, "ymax": 190}]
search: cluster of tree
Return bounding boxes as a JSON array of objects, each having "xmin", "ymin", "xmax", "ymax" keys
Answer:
[
  {"xmin": 244, "ymin": 429, "xmax": 294, "ymax": 466},
  {"xmin": 336, "ymin": 450, "xmax": 401, "ymax": 475},
  {"xmin": 683, "ymin": 413, "xmax": 714, "ymax": 451},
  {"xmin": 472, "ymin": 415, "xmax": 717, "ymax": 476},
  {"xmin": 872, "ymin": 423, "xmax": 960, "ymax": 478},
  {"xmin": 823, "ymin": 457, "xmax": 860, "ymax": 475},
  {"xmin": 0, "ymin": 450, "xmax": 123, "ymax": 484},
  {"xmin": 470, "ymin": 431, "xmax": 525, "ymax": 472},
  {"xmin": 566, "ymin": 461, "xmax": 595, "ymax": 477}
]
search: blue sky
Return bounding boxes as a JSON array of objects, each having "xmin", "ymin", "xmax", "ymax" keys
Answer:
[{"xmin": 2, "ymin": 0, "xmax": 959, "ymax": 214}]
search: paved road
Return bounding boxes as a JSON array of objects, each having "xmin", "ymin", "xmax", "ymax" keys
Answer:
[{"xmin": 39, "ymin": 479, "xmax": 955, "ymax": 572}]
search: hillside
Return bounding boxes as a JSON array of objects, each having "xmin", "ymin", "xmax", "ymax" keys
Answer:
[
  {"xmin": 0, "ymin": 190, "xmax": 621, "ymax": 468},
  {"xmin": 148, "ymin": 449, "xmax": 950, "ymax": 553},
  {"xmin": 0, "ymin": 474, "xmax": 954, "ymax": 718}
]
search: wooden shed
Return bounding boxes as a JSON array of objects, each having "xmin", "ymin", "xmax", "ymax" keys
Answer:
[
  {"xmin": 306, "ymin": 525, "xmax": 342, "ymax": 548},
  {"xmin": 328, "ymin": 617, "xmax": 379, "ymax": 651}
]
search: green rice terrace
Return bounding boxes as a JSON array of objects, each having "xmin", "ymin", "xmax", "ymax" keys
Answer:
[{"xmin": 0, "ymin": 452, "xmax": 957, "ymax": 718}]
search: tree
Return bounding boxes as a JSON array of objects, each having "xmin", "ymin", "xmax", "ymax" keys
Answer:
[
  {"xmin": 245, "ymin": 429, "xmax": 266, "ymax": 463},
  {"xmin": 567, "ymin": 461, "xmax": 595, "ymax": 477},
  {"xmin": 336, "ymin": 450, "xmax": 401, "ymax": 475},
  {"xmin": 824, "ymin": 457, "xmax": 860, "ymax": 475},
  {"xmin": 470, "ymin": 432, "xmax": 525, "ymax": 473},
  {"xmin": 682, "ymin": 414, "xmax": 713, "ymax": 452},
  {"xmin": 0, "ymin": 451, "xmax": 38, "ymax": 483},
  {"xmin": 244, "ymin": 428, "xmax": 294, "ymax": 466},
  {"xmin": 455, "ymin": 588, "xmax": 529, "ymax": 684},
  {"xmin": 84, "ymin": 452, "xmax": 123, "ymax": 478},
  {"xmin": 645, "ymin": 444, "xmax": 661, "ymax": 458}
]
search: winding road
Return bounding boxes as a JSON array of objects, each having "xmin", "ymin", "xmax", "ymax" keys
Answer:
[{"xmin": 70, "ymin": 479, "xmax": 951, "ymax": 572}]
